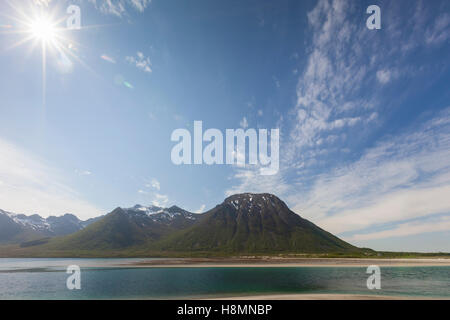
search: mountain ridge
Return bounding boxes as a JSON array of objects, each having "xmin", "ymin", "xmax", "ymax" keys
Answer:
[
  {"xmin": 0, "ymin": 193, "xmax": 363, "ymax": 256},
  {"xmin": 0, "ymin": 209, "xmax": 100, "ymax": 243}
]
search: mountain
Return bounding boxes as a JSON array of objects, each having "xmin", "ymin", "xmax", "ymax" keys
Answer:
[
  {"xmin": 0, "ymin": 193, "xmax": 361, "ymax": 256},
  {"xmin": 0, "ymin": 209, "xmax": 99, "ymax": 244},
  {"xmin": 46, "ymin": 205, "xmax": 201, "ymax": 250},
  {"xmin": 155, "ymin": 193, "xmax": 357, "ymax": 253}
]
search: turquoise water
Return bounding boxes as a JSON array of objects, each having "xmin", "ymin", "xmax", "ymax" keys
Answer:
[{"xmin": 0, "ymin": 259, "xmax": 449, "ymax": 299}]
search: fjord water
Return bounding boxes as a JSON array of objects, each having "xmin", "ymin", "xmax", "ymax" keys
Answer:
[{"xmin": 0, "ymin": 259, "xmax": 449, "ymax": 299}]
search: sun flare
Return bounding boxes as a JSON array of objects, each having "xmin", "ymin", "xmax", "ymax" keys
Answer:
[
  {"xmin": 29, "ymin": 16, "xmax": 57, "ymax": 43},
  {"xmin": 4, "ymin": 1, "xmax": 94, "ymax": 106}
]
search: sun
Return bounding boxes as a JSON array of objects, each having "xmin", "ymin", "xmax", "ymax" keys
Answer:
[
  {"xmin": 3, "ymin": 1, "xmax": 99, "ymax": 106},
  {"xmin": 29, "ymin": 16, "xmax": 57, "ymax": 43}
]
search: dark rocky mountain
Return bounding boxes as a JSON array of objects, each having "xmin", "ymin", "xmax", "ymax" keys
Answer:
[{"xmin": 156, "ymin": 193, "xmax": 357, "ymax": 253}]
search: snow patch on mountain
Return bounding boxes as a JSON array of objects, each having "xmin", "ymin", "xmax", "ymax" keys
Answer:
[{"xmin": 123, "ymin": 205, "xmax": 198, "ymax": 222}]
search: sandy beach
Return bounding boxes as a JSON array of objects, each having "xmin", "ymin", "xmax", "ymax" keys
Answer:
[
  {"xmin": 120, "ymin": 257, "xmax": 450, "ymax": 268},
  {"xmin": 207, "ymin": 293, "xmax": 450, "ymax": 300}
]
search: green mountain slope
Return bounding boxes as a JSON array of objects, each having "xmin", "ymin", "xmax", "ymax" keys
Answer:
[
  {"xmin": 46, "ymin": 206, "xmax": 200, "ymax": 251},
  {"xmin": 154, "ymin": 193, "xmax": 358, "ymax": 253}
]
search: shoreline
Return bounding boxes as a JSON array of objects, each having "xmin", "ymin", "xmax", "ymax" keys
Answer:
[
  {"xmin": 120, "ymin": 257, "xmax": 450, "ymax": 268},
  {"xmin": 205, "ymin": 293, "xmax": 450, "ymax": 300},
  {"xmin": 2, "ymin": 257, "xmax": 450, "ymax": 269}
]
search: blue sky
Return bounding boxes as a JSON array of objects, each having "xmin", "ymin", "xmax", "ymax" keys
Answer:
[{"xmin": 0, "ymin": 0, "xmax": 449, "ymax": 252}]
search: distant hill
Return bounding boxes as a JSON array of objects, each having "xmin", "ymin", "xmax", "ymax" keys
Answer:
[
  {"xmin": 0, "ymin": 194, "xmax": 362, "ymax": 256},
  {"xmin": 0, "ymin": 209, "xmax": 99, "ymax": 244}
]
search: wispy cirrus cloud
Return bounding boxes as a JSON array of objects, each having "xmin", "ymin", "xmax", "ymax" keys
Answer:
[
  {"xmin": 425, "ymin": 12, "xmax": 450, "ymax": 45},
  {"xmin": 0, "ymin": 138, "xmax": 103, "ymax": 219},
  {"xmin": 126, "ymin": 51, "xmax": 152, "ymax": 73},
  {"xmin": 88, "ymin": 0, "xmax": 151, "ymax": 17},
  {"xmin": 347, "ymin": 215, "xmax": 450, "ymax": 242},
  {"xmin": 152, "ymin": 193, "xmax": 168, "ymax": 207},
  {"xmin": 292, "ymin": 107, "xmax": 450, "ymax": 235},
  {"xmin": 285, "ymin": 0, "xmax": 449, "ymax": 169},
  {"xmin": 146, "ymin": 178, "xmax": 160, "ymax": 191},
  {"xmin": 33, "ymin": 0, "xmax": 52, "ymax": 6},
  {"xmin": 286, "ymin": 0, "xmax": 379, "ymax": 167},
  {"xmin": 195, "ymin": 204, "xmax": 206, "ymax": 213},
  {"xmin": 376, "ymin": 69, "xmax": 392, "ymax": 84},
  {"xmin": 226, "ymin": 166, "xmax": 289, "ymax": 198},
  {"xmin": 75, "ymin": 169, "xmax": 92, "ymax": 176},
  {"xmin": 226, "ymin": 0, "xmax": 450, "ymax": 247},
  {"xmin": 138, "ymin": 177, "xmax": 169, "ymax": 207}
]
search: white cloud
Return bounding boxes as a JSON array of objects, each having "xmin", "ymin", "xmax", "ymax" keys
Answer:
[
  {"xmin": 291, "ymin": 108, "xmax": 450, "ymax": 235},
  {"xmin": 75, "ymin": 169, "xmax": 92, "ymax": 176},
  {"xmin": 195, "ymin": 204, "xmax": 206, "ymax": 213},
  {"xmin": 273, "ymin": 76, "xmax": 280, "ymax": 88},
  {"xmin": 130, "ymin": 0, "xmax": 150, "ymax": 12},
  {"xmin": 89, "ymin": 0, "xmax": 151, "ymax": 17},
  {"xmin": 226, "ymin": 166, "xmax": 290, "ymax": 198},
  {"xmin": 347, "ymin": 215, "xmax": 450, "ymax": 241},
  {"xmin": 148, "ymin": 178, "xmax": 160, "ymax": 191},
  {"xmin": 126, "ymin": 51, "xmax": 152, "ymax": 73},
  {"xmin": 0, "ymin": 138, "xmax": 103, "ymax": 219},
  {"xmin": 283, "ymin": 0, "xmax": 439, "ymax": 169},
  {"xmin": 239, "ymin": 117, "xmax": 249, "ymax": 129},
  {"xmin": 152, "ymin": 193, "xmax": 168, "ymax": 207},
  {"xmin": 425, "ymin": 13, "xmax": 450, "ymax": 45},
  {"xmin": 138, "ymin": 179, "xmax": 168, "ymax": 207},
  {"xmin": 376, "ymin": 69, "xmax": 391, "ymax": 84},
  {"xmin": 33, "ymin": 0, "xmax": 52, "ymax": 6},
  {"xmin": 319, "ymin": 185, "xmax": 450, "ymax": 234},
  {"xmin": 284, "ymin": 0, "xmax": 377, "ymax": 168},
  {"xmin": 376, "ymin": 68, "xmax": 400, "ymax": 85}
]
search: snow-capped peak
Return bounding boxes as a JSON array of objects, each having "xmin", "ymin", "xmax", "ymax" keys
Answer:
[{"xmin": 123, "ymin": 204, "xmax": 198, "ymax": 222}]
